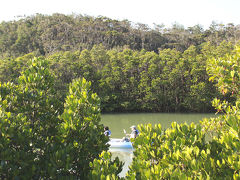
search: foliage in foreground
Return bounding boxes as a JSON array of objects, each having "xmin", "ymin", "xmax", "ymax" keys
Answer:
[
  {"xmin": 89, "ymin": 151, "xmax": 124, "ymax": 180},
  {"xmin": 0, "ymin": 57, "xmax": 109, "ymax": 179},
  {"xmin": 125, "ymin": 121, "xmax": 239, "ymax": 179}
]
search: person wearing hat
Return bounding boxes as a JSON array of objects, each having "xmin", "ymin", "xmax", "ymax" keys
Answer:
[{"xmin": 129, "ymin": 125, "xmax": 139, "ymax": 139}]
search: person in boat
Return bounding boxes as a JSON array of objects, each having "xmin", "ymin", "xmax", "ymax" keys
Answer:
[
  {"xmin": 104, "ymin": 126, "xmax": 111, "ymax": 136},
  {"xmin": 129, "ymin": 125, "xmax": 139, "ymax": 139},
  {"xmin": 122, "ymin": 125, "xmax": 139, "ymax": 141}
]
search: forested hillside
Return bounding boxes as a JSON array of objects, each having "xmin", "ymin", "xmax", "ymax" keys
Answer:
[
  {"xmin": 0, "ymin": 13, "xmax": 239, "ymax": 113},
  {"xmin": 1, "ymin": 13, "xmax": 240, "ymax": 58}
]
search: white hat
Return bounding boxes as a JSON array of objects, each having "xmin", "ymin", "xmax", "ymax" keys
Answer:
[{"xmin": 130, "ymin": 125, "xmax": 136, "ymax": 129}]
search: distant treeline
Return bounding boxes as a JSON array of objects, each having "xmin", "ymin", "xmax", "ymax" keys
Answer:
[
  {"xmin": 0, "ymin": 41, "xmax": 236, "ymax": 112},
  {"xmin": 0, "ymin": 13, "xmax": 240, "ymax": 58}
]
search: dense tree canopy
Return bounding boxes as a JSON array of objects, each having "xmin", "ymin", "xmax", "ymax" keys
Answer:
[
  {"xmin": 0, "ymin": 42, "xmax": 236, "ymax": 113},
  {"xmin": 0, "ymin": 14, "xmax": 239, "ymax": 113},
  {"xmin": 0, "ymin": 13, "xmax": 240, "ymax": 58}
]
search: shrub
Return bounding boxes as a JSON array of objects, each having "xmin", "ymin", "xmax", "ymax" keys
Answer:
[{"xmin": 0, "ymin": 57, "xmax": 109, "ymax": 179}]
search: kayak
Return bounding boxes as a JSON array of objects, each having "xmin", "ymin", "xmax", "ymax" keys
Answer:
[{"xmin": 108, "ymin": 138, "xmax": 133, "ymax": 149}]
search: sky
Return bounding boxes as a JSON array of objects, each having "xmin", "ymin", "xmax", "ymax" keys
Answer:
[{"xmin": 0, "ymin": 0, "xmax": 239, "ymax": 29}]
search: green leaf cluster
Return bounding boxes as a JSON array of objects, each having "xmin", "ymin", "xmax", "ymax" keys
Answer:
[
  {"xmin": 0, "ymin": 57, "xmax": 109, "ymax": 179},
  {"xmin": 89, "ymin": 151, "xmax": 124, "ymax": 180},
  {"xmin": 123, "ymin": 120, "xmax": 239, "ymax": 179},
  {"xmin": 126, "ymin": 123, "xmax": 210, "ymax": 179}
]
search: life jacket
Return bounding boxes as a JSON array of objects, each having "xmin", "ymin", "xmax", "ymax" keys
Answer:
[
  {"xmin": 104, "ymin": 130, "xmax": 111, "ymax": 136},
  {"xmin": 130, "ymin": 129, "xmax": 139, "ymax": 138}
]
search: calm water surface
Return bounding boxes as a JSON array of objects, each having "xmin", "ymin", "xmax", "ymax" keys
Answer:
[
  {"xmin": 101, "ymin": 113, "xmax": 217, "ymax": 177},
  {"xmin": 101, "ymin": 113, "xmax": 216, "ymax": 138}
]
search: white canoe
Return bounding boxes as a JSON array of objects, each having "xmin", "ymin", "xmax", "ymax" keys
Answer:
[{"xmin": 108, "ymin": 138, "xmax": 133, "ymax": 149}]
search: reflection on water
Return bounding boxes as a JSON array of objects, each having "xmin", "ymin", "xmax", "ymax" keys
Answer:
[{"xmin": 109, "ymin": 148, "xmax": 133, "ymax": 177}]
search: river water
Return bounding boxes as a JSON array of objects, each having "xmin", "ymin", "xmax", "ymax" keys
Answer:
[
  {"xmin": 101, "ymin": 113, "xmax": 216, "ymax": 138},
  {"xmin": 101, "ymin": 113, "xmax": 217, "ymax": 177}
]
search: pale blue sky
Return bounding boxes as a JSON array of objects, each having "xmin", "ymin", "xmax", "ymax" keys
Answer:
[{"xmin": 0, "ymin": 0, "xmax": 239, "ymax": 28}]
